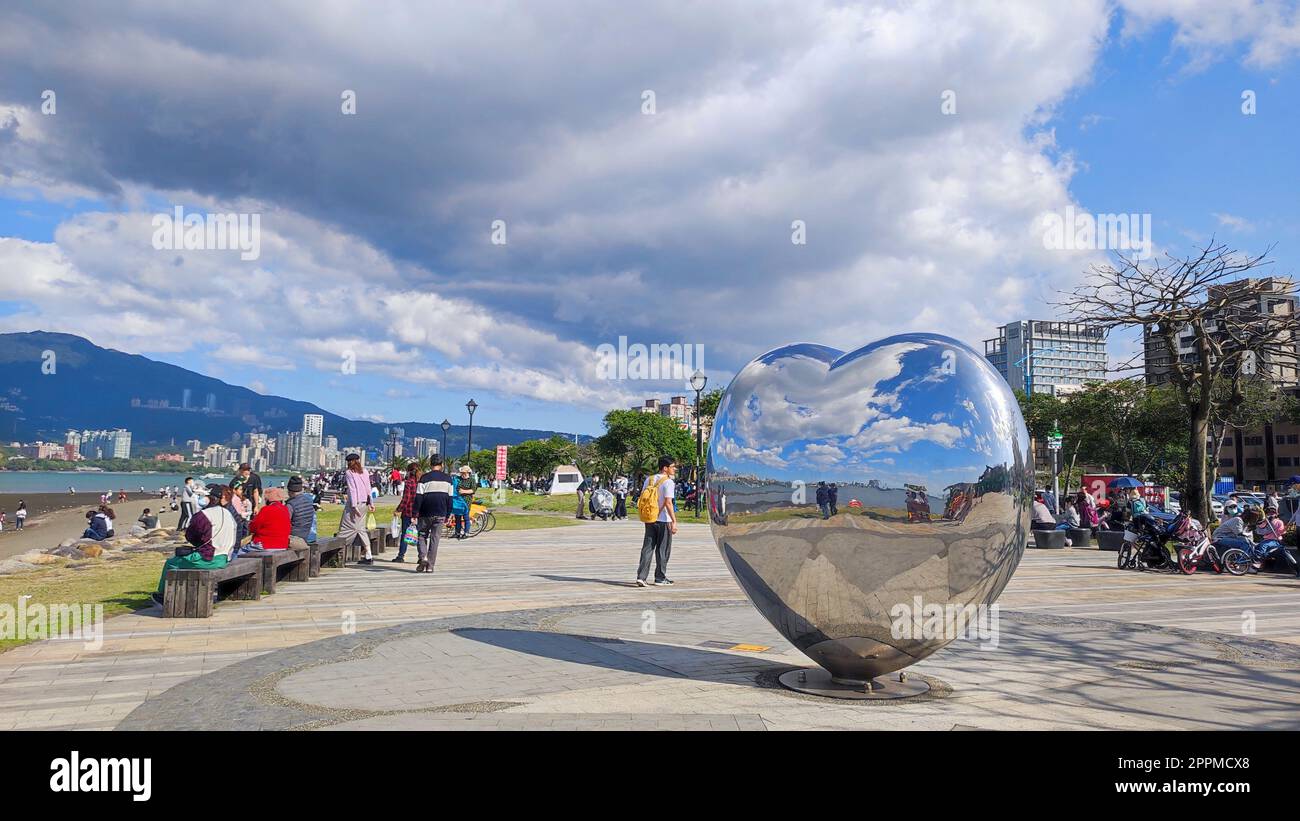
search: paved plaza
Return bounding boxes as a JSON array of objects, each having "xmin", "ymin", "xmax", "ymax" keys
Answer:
[{"xmin": 3, "ymin": 519, "xmax": 1300, "ymax": 731}]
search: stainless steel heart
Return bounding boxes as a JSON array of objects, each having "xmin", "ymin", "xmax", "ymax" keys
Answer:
[{"xmin": 706, "ymin": 333, "xmax": 1032, "ymax": 683}]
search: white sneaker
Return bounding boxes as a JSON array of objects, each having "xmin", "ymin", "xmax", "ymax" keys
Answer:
[{"xmin": 634, "ymin": 579, "xmax": 648, "ymax": 587}]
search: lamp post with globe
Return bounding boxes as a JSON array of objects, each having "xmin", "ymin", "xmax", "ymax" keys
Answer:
[
  {"xmin": 465, "ymin": 399, "xmax": 478, "ymax": 465},
  {"xmin": 690, "ymin": 370, "xmax": 708, "ymax": 516},
  {"xmin": 440, "ymin": 419, "xmax": 451, "ymax": 465}
]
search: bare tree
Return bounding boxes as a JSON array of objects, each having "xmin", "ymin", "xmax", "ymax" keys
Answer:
[{"xmin": 1057, "ymin": 241, "xmax": 1300, "ymax": 522}]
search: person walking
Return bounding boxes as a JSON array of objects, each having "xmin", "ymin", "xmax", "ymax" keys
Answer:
[
  {"xmin": 576, "ymin": 475, "xmax": 590, "ymax": 520},
  {"xmin": 178, "ymin": 477, "xmax": 197, "ymax": 531},
  {"xmin": 15, "ymin": 500, "xmax": 26, "ymax": 530},
  {"xmin": 816, "ymin": 481, "xmax": 830, "ymax": 519},
  {"xmin": 613, "ymin": 475, "xmax": 629, "ymax": 520},
  {"xmin": 828, "ymin": 483, "xmax": 839, "ymax": 516},
  {"xmin": 634, "ymin": 456, "xmax": 678, "ymax": 587},
  {"xmin": 391, "ymin": 464, "xmax": 420, "ymax": 563},
  {"xmin": 339, "ymin": 453, "xmax": 376, "ymax": 565},
  {"xmin": 412, "ymin": 456, "xmax": 453, "ymax": 573}
]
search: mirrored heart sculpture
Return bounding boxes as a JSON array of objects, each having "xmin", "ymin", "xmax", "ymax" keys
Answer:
[{"xmin": 706, "ymin": 333, "xmax": 1032, "ymax": 684}]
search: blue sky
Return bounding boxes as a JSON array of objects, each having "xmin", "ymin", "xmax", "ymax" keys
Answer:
[{"xmin": 1, "ymin": 2, "xmax": 1297, "ymax": 440}]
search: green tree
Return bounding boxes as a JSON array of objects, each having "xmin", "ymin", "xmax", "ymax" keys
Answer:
[
  {"xmin": 1061, "ymin": 241, "xmax": 1300, "ymax": 522},
  {"xmin": 468, "ymin": 447, "xmax": 497, "ymax": 479},
  {"xmin": 595, "ymin": 409, "xmax": 694, "ymax": 479}
]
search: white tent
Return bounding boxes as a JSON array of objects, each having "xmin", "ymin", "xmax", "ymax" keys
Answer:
[{"xmin": 549, "ymin": 464, "xmax": 583, "ymax": 495}]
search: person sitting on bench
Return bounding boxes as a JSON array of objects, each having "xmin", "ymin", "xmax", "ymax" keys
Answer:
[
  {"xmin": 285, "ymin": 476, "xmax": 317, "ymax": 548},
  {"xmin": 151, "ymin": 485, "xmax": 238, "ymax": 606},
  {"xmin": 248, "ymin": 487, "xmax": 292, "ymax": 550}
]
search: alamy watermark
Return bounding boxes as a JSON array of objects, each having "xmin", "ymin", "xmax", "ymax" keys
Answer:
[
  {"xmin": 151, "ymin": 205, "xmax": 261, "ymax": 261},
  {"xmin": 889, "ymin": 596, "xmax": 999, "ymax": 650},
  {"xmin": 1040, "ymin": 205, "xmax": 1151, "ymax": 259},
  {"xmin": 1, "ymin": 597, "xmax": 104, "ymax": 651},
  {"xmin": 595, "ymin": 336, "xmax": 705, "ymax": 382}
]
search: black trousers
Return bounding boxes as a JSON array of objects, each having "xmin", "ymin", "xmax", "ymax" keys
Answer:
[{"xmin": 638, "ymin": 522, "xmax": 672, "ymax": 582}]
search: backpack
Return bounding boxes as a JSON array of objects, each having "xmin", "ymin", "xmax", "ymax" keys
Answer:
[{"xmin": 638, "ymin": 475, "xmax": 667, "ymax": 523}]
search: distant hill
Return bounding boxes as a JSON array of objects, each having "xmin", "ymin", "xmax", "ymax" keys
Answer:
[{"xmin": 0, "ymin": 331, "xmax": 580, "ymax": 453}]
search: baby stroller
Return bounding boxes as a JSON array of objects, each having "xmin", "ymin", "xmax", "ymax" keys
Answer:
[{"xmin": 589, "ymin": 488, "xmax": 615, "ymax": 521}]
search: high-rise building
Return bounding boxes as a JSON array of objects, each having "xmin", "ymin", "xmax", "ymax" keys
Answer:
[
  {"xmin": 275, "ymin": 431, "xmax": 302, "ymax": 469},
  {"xmin": 983, "ymin": 320, "xmax": 1107, "ymax": 396},
  {"xmin": 65, "ymin": 430, "xmax": 82, "ymax": 459},
  {"xmin": 182, "ymin": 388, "xmax": 192, "ymax": 409},
  {"xmin": 411, "ymin": 437, "xmax": 438, "ymax": 458},
  {"xmin": 302, "ymin": 414, "xmax": 324, "ymax": 437},
  {"xmin": 1144, "ymin": 277, "xmax": 1300, "ymax": 388}
]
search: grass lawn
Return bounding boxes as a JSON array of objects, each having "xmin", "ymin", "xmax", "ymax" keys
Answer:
[
  {"xmin": 489, "ymin": 512, "xmax": 577, "ymax": 530},
  {"xmin": 318, "ymin": 503, "xmax": 575, "ymax": 535},
  {"xmin": 0, "ymin": 552, "xmax": 166, "ymax": 654},
  {"xmin": 507, "ymin": 492, "xmax": 708, "ymax": 523}
]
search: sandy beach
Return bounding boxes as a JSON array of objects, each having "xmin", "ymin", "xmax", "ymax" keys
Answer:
[{"xmin": 0, "ymin": 493, "xmax": 177, "ymax": 561}]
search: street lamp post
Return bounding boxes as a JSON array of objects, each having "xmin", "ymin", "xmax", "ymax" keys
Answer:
[
  {"xmin": 690, "ymin": 370, "xmax": 708, "ymax": 517},
  {"xmin": 465, "ymin": 399, "xmax": 478, "ymax": 465},
  {"xmin": 440, "ymin": 419, "xmax": 451, "ymax": 464},
  {"xmin": 1048, "ymin": 420, "xmax": 1063, "ymax": 515}
]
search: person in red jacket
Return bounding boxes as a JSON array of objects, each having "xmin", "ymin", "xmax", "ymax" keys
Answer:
[{"xmin": 248, "ymin": 487, "xmax": 292, "ymax": 549}]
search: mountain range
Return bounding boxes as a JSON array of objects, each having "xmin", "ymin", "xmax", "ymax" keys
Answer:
[{"xmin": 0, "ymin": 331, "xmax": 579, "ymax": 453}]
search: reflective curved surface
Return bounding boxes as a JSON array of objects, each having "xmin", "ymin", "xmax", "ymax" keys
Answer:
[{"xmin": 707, "ymin": 334, "xmax": 1031, "ymax": 682}]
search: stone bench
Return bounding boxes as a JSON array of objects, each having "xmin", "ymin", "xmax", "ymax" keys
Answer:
[
  {"xmin": 1096, "ymin": 530, "xmax": 1126, "ymax": 551},
  {"xmin": 1031, "ymin": 529, "xmax": 1067, "ymax": 549},
  {"xmin": 162, "ymin": 557, "xmax": 263, "ymax": 618},
  {"xmin": 1067, "ymin": 527, "xmax": 1092, "ymax": 548}
]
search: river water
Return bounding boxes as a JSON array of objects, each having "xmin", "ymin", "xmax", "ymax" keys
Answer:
[{"xmin": 0, "ymin": 470, "xmax": 301, "ymax": 494}]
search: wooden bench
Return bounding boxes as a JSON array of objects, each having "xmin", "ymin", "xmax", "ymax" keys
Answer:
[
  {"xmin": 257, "ymin": 546, "xmax": 310, "ymax": 594},
  {"xmin": 369, "ymin": 527, "xmax": 388, "ymax": 555},
  {"xmin": 162, "ymin": 557, "xmax": 263, "ymax": 618},
  {"xmin": 312, "ymin": 537, "xmax": 345, "ymax": 576}
]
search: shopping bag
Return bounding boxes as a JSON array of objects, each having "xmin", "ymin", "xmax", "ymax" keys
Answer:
[
  {"xmin": 390, "ymin": 517, "xmax": 401, "ymax": 539},
  {"xmin": 366, "ymin": 511, "xmax": 378, "ymax": 530}
]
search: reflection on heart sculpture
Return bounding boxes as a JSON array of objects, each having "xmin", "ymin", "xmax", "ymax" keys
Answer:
[{"xmin": 706, "ymin": 333, "xmax": 1032, "ymax": 685}]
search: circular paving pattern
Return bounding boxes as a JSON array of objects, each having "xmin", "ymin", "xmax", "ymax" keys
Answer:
[{"xmin": 117, "ymin": 600, "xmax": 1300, "ymax": 731}]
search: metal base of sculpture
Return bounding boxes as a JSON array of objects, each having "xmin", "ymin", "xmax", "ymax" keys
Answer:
[{"xmin": 778, "ymin": 667, "xmax": 931, "ymax": 700}]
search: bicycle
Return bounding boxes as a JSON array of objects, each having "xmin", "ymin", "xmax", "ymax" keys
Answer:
[
  {"xmin": 464, "ymin": 503, "xmax": 496, "ymax": 537},
  {"xmin": 1176, "ymin": 534, "xmax": 1249, "ymax": 575},
  {"xmin": 1246, "ymin": 539, "xmax": 1300, "ymax": 577}
]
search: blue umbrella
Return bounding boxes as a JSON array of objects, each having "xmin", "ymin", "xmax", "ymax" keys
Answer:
[
  {"xmin": 1108, "ymin": 476, "xmax": 1143, "ymax": 489},
  {"xmin": 1288, "ymin": 475, "xmax": 1300, "ymax": 485}
]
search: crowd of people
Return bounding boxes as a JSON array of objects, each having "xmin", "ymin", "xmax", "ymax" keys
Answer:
[
  {"xmin": 148, "ymin": 463, "xmax": 321, "ymax": 604},
  {"xmin": 1031, "ymin": 484, "xmax": 1300, "ymax": 575}
]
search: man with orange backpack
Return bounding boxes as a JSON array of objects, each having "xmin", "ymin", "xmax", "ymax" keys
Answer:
[{"xmin": 635, "ymin": 456, "xmax": 678, "ymax": 587}]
